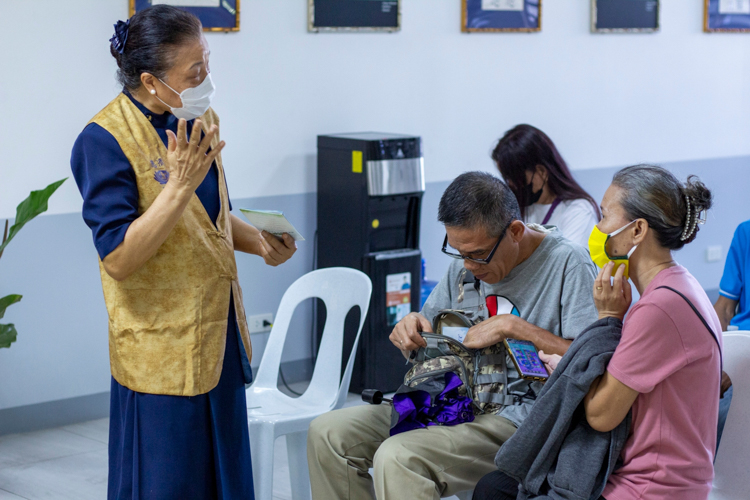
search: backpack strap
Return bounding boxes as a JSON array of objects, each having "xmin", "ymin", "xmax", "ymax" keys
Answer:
[
  {"xmin": 476, "ymin": 392, "xmax": 515, "ymax": 406},
  {"xmin": 655, "ymin": 285, "xmax": 723, "ymax": 373},
  {"xmin": 476, "ymin": 351, "xmax": 512, "ymax": 405},
  {"xmin": 477, "ymin": 354, "xmax": 506, "ymax": 366}
]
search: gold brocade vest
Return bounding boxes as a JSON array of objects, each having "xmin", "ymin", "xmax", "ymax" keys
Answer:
[{"xmin": 90, "ymin": 93, "xmax": 252, "ymax": 396}]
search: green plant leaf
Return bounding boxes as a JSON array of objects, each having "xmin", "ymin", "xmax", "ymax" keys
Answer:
[
  {"xmin": 0, "ymin": 295, "xmax": 22, "ymax": 320},
  {"xmin": 0, "ymin": 178, "xmax": 67, "ymax": 256},
  {"xmin": 0, "ymin": 323, "xmax": 17, "ymax": 348}
]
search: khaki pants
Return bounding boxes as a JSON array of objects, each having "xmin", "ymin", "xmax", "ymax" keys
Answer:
[{"xmin": 307, "ymin": 403, "xmax": 517, "ymax": 500}]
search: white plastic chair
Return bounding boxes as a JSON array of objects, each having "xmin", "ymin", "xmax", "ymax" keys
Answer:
[
  {"xmin": 246, "ymin": 267, "xmax": 372, "ymax": 500},
  {"xmin": 710, "ymin": 331, "xmax": 750, "ymax": 500}
]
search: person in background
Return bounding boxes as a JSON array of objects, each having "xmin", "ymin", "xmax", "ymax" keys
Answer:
[
  {"xmin": 492, "ymin": 124, "xmax": 599, "ymax": 248},
  {"xmin": 715, "ymin": 219, "xmax": 750, "ymax": 331},
  {"xmin": 70, "ymin": 6, "xmax": 296, "ymax": 499},
  {"xmin": 712, "ymin": 219, "xmax": 750, "ymax": 446}
]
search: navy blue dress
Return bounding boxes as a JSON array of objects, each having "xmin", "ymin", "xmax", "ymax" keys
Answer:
[{"xmin": 71, "ymin": 91, "xmax": 255, "ymax": 500}]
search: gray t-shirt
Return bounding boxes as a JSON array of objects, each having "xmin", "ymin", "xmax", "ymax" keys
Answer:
[{"xmin": 421, "ymin": 225, "xmax": 598, "ymax": 427}]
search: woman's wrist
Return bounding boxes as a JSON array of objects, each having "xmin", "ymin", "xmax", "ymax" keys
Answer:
[{"xmin": 163, "ymin": 181, "xmax": 195, "ymax": 205}]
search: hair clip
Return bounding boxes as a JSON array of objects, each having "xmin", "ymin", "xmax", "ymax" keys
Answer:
[
  {"xmin": 110, "ymin": 19, "xmax": 130, "ymax": 55},
  {"xmin": 680, "ymin": 195, "xmax": 693, "ymax": 242}
]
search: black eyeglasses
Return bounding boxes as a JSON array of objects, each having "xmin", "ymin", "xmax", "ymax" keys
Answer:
[{"xmin": 441, "ymin": 223, "xmax": 510, "ymax": 265}]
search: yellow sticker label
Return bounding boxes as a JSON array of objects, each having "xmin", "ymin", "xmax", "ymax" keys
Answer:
[
  {"xmin": 372, "ymin": 219, "xmax": 380, "ymax": 229},
  {"xmin": 352, "ymin": 150, "xmax": 363, "ymax": 173}
]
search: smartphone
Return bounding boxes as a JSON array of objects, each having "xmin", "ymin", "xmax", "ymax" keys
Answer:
[{"xmin": 503, "ymin": 339, "xmax": 549, "ymax": 382}]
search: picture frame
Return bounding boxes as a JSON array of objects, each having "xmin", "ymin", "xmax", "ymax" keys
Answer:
[
  {"xmin": 462, "ymin": 0, "xmax": 542, "ymax": 33},
  {"xmin": 704, "ymin": 0, "xmax": 750, "ymax": 32},
  {"xmin": 591, "ymin": 0, "xmax": 659, "ymax": 33},
  {"xmin": 129, "ymin": 0, "xmax": 240, "ymax": 32},
  {"xmin": 308, "ymin": 0, "xmax": 401, "ymax": 33}
]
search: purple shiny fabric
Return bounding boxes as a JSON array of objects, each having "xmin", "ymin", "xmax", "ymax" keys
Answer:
[{"xmin": 390, "ymin": 372, "xmax": 475, "ymax": 436}]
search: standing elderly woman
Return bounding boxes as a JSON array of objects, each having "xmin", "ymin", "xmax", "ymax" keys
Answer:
[{"xmin": 70, "ymin": 6, "xmax": 295, "ymax": 499}]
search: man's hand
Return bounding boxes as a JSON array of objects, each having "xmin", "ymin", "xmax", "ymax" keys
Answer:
[
  {"xmin": 714, "ymin": 295, "xmax": 738, "ymax": 332},
  {"xmin": 721, "ymin": 371, "xmax": 733, "ymax": 397},
  {"xmin": 463, "ymin": 315, "xmax": 517, "ymax": 350},
  {"xmin": 389, "ymin": 313, "xmax": 431, "ymax": 355},
  {"xmin": 258, "ymin": 231, "xmax": 296, "ymax": 267}
]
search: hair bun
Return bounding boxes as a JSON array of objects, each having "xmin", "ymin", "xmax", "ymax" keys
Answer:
[{"xmin": 683, "ymin": 175, "xmax": 713, "ymax": 212}]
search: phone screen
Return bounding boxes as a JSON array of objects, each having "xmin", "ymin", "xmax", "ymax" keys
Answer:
[{"xmin": 505, "ymin": 339, "xmax": 549, "ymax": 379}]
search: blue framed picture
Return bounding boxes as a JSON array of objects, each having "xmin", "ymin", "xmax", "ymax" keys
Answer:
[
  {"xmin": 462, "ymin": 0, "xmax": 541, "ymax": 33},
  {"xmin": 130, "ymin": 0, "xmax": 240, "ymax": 32},
  {"xmin": 591, "ymin": 0, "xmax": 659, "ymax": 33},
  {"xmin": 704, "ymin": 0, "xmax": 750, "ymax": 32},
  {"xmin": 309, "ymin": 0, "xmax": 400, "ymax": 32}
]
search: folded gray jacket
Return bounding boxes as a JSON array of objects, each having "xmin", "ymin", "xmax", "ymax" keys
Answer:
[{"xmin": 494, "ymin": 317, "xmax": 631, "ymax": 500}]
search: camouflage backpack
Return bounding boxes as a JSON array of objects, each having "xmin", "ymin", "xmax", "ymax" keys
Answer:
[{"xmin": 396, "ymin": 309, "xmax": 514, "ymax": 422}]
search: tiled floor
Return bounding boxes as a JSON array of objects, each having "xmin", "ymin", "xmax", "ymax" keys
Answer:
[{"xmin": 0, "ymin": 384, "xmax": 463, "ymax": 500}]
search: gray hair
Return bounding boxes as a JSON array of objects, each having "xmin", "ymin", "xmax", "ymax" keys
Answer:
[
  {"xmin": 438, "ymin": 171, "xmax": 521, "ymax": 238},
  {"xmin": 612, "ymin": 165, "xmax": 712, "ymax": 250}
]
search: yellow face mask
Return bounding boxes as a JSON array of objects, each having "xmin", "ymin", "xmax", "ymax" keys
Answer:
[{"xmin": 588, "ymin": 221, "xmax": 637, "ymax": 280}]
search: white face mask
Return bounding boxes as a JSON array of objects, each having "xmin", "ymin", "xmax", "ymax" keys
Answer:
[{"xmin": 156, "ymin": 73, "xmax": 215, "ymax": 121}]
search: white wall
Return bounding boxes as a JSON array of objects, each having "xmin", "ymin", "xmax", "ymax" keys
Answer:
[
  {"xmin": 0, "ymin": 0, "xmax": 748, "ymax": 416},
  {"xmin": 1, "ymin": 0, "xmax": 749, "ymax": 218}
]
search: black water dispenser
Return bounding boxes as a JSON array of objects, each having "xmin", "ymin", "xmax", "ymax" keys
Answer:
[{"xmin": 317, "ymin": 133, "xmax": 424, "ymax": 393}]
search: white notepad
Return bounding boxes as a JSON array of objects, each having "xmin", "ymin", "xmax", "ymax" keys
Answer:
[
  {"xmin": 239, "ymin": 209, "xmax": 305, "ymax": 241},
  {"xmin": 442, "ymin": 327, "xmax": 469, "ymax": 344}
]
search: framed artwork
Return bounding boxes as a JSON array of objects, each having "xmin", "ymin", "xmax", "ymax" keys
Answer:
[
  {"xmin": 704, "ymin": 0, "xmax": 750, "ymax": 32},
  {"xmin": 309, "ymin": 0, "xmax": 400, "ymax": 32},
  {"xmin": 591, "ymin": 0, "xmax": 659, "ymax": 33},
  {"xmin": 462, "ymin": 0, "xmax": 542, "ymax": 33},
  {"xmin": 129, "ymin": 0, "xmax": 240, "ymax": 32}
]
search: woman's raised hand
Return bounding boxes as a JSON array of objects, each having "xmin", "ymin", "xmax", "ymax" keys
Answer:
[
  {"xmin": 165, "ymin": 118, "xmax": 225, "ymax": 195},
  {"xmin": 593, "ymin": 261, "xmax": 632, "ymax": 321}
]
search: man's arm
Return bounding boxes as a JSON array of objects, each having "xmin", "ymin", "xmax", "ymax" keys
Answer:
[
  {"xmin": 463, "ymin": 315, "xmax": 571, "ymax": 356},
  {"xmin": 714, "ymin": 295, "xmax": 738, "ymax": 332}
]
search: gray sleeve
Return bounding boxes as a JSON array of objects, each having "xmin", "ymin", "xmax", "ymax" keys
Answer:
[
  {"xmin": 420, "ymin": 267, "xmax": 454, "ymax": 323},
  {"xmin": 559, "ymin": 261, "xmax": 599, "ymax": 340}
]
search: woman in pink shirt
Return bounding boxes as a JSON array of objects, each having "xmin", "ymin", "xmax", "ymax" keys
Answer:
[{"xmin": 584, "ymin": 165, "xmax": 722, "ymax": 500}]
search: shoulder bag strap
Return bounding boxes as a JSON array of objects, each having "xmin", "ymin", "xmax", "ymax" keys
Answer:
[
  {"xmin": 656, "ymin": 285, "xmax": 723, "ymax": 373},
  {"xmin": 541, "ymin": 198, "xmax": 562, "ymax": 225}
]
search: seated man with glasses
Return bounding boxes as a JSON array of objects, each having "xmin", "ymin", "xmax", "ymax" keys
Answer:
[{"xmin": 307, "ymin": 172, "xmax": 598, "ymax": 500}]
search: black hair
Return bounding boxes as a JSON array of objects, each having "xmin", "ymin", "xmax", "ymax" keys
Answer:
[
  {"xmin": 491, "ymin": 124, "xmax": 600, "ymax": 219},
  {"xmin": 438, "ymin": 171, "xmax": 521, "ymax": 238},
  {"xmin": 110, "ymin": 5, "xmax": 202, "ymax": 91},
  {"xmin": 612, "ymin": 165, "xmax": 713, "ymax": 250}
]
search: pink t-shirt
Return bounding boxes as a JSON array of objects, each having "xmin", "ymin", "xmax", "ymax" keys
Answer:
[{"xmin": 603, "ymin": 266, "xmax": 722, "ymax": 500}]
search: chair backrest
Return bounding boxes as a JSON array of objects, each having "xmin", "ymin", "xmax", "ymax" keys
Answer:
[
  {"xmin": 711, "ymin": 331, "xmax": 750, "ymax": 499},
  {"xmin": 252, "ymin": 267, "xmax": 372, "ymax": 410}
]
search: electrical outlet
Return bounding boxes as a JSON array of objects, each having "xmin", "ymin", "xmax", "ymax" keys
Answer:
[
  {"xmin": 706, "ymin": 245, "xmax": 722, "ymax": 263},
  {"xmin": 247, "ymin": 313, "xmax": 274, "ymax": 334}
]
